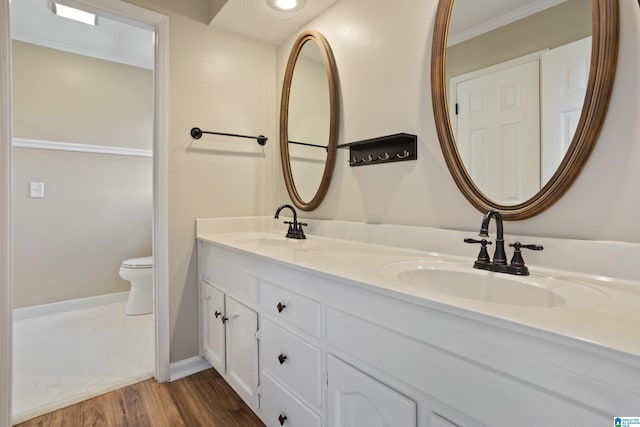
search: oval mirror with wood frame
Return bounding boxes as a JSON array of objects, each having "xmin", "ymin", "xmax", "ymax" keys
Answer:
[
  {"xmin": 431, "ymin": 0, "xmax": 619, "ymax": 220},
  {"xmin": 280, "ymin": 30, "xmax": 339, "ymax": 211}
]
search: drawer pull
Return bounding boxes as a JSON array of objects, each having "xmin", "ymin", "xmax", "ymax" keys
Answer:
[
  {"xmin": 214, "ymin": 310, "xmax": 222, "ymax": 318},
  {"xmin": 277, "ymin": 353, "xmax": 288, "ymax": 365},
  {"xmin": 276, "ymin": 302, "xmax": 287, "ymax": 313},
  {"xmin": 221, "ymin": 316, "xmax": 229, "ymax": 324},
  {"xmin": 278, "ymin": 414, "xmax": 287, "ymax": 425}
]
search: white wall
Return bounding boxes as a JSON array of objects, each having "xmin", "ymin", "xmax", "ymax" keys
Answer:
[
  {"xmin": 119, "ymin": 0, "xmax": 639, "ymax": 364},
  {"xmin": 168, "ymin": 17, "xmax": 276, "ymax": 362},
  {"xmin": 125, "ymin": 0, "xmax": 277, "ymax": 362},
  {"xmin": 276, "ymin": 0, "xmax": 640, "ymax": 243}
]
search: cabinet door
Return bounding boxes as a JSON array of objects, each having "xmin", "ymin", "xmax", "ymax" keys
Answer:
[
  {"xmin": 201, "ymin": 283, "xmax": 226, "ymax": 373},
  {"xmin": 431, "ymin": 413, "xmax": 460, "ymax": 427},
  {"xmin": 226, "ymin": 296, "xmax": 259, "ymax": 408},
  {"xmin": 327, "ymin": 355, "xmax": 416, "ymax": 427}
]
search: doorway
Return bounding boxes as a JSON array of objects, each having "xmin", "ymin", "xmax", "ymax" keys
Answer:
[{"xmin": 0, "ymin": 0, "xmax": 169, "ymax": 425}]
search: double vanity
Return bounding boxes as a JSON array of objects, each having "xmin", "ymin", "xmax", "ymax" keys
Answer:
[
  {"xmin": 196, "ymin": 215, "xmax": 640, "ymax": 427},
  {"xmin": 194, "ymin": 1, "xmax": 628, "ymax": 425}
]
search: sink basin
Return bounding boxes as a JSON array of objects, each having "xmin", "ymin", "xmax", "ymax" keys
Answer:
[
  {"xmin": 383, "ymin": 259, "xmax": 608, "ymax": 308},
  {"xmin": 234, "ymin": 233, "xmax": 305, "ymax": 247}
]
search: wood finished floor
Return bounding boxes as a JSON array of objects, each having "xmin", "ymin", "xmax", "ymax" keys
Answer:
[{"xmin": 16, "ymin": 368, "xmax": 265, "ymax": 427}]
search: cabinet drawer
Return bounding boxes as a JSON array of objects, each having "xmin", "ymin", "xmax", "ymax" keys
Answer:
[
  {"xmin": 260, "ymin": 372, "xmax": 321, "ymax": 427},
  {"xmin": 260, "ymin": 281, "xmax": 321, "ymax": 337},
  {"xmin": 260, "ymin": 318, "xmax": 322, "ymax": 408},
  {"xmin": 199, "ymin": 243, "xmax": 259, "ymax": 304}
]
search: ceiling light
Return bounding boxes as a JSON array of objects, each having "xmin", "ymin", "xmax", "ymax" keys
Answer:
[
  {"xmin": 267, "ymin": 0, "xmax": 306, "ymax": 12},
  {"xmin": 49, "ymin": 2, "xmax": 97, "ymax": 26}
]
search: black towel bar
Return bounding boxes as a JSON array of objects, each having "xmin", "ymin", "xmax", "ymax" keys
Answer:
[{"xmin": 190, "ymin": 127, "xmax": 267, "ymax": 146}]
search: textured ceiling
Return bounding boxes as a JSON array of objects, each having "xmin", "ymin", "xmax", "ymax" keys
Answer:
[{"xmin": 211, "ymin": 0, "xmax": 339, "ymax": 45}]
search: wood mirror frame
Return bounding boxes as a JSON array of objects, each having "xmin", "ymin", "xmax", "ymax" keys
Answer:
[
  {"xmin": 431, "ymin": 0, "xmax": 619, "ymax": 220},
  {"xmin": 280, "ymin": 30, "xmax": 339, "ymax": 211}
]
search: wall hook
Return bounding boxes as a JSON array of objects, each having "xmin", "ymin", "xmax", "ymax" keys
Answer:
[{"xmin": 396, "ymin": 149, "xmax": 410, "ymax": 159}]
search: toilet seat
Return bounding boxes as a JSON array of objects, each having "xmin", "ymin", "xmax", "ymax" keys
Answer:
[{"xmin": 122, "ymin": 256, "xmax": 153, "ymax": 269}]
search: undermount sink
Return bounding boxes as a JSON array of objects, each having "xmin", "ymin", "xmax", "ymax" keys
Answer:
[
  {"xmin": 383, "ymin": 259, "xmax": 608, "ymax": 308},
  {"xmin": 234, "ymin": 233, "xmax": 304, "ymax": 247}
]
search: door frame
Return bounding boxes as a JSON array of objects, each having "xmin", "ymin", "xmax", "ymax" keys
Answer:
[{"xmin": 0, "ymin": 1, "xmax": 170, "ymax": 425}]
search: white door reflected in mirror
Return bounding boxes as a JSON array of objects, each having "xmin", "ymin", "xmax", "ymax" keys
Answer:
[
  {"xmin": 446, "ymin": 0, "xmax": 591, "ymax": 205},
  {"xmin": 449, "ymin": 36, "xmax": 590, "ymax": 204}
]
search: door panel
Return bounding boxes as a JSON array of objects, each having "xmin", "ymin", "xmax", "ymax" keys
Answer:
[
  {"xmin": 456, "ymin": 60, "xmax": 540, "ymax": 204},
  {"xmin": 327, "ymin": 355, "xmax": 416, "ymax": 427},
  {"xmin": 226, "ymin": 296, "xmax": 259, "ymax": 408},
  {"xmin": 541, "ymin": 37, "xmax": 591, "ymax": 182},
  {"xmin": 201, "ymin": 283, "xmax": 225, "ymax": 373}
]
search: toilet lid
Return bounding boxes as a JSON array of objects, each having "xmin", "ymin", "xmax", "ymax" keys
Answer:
[{"xmin": 122, "ymin": 256, "xmax": 153, "ymax": 269}]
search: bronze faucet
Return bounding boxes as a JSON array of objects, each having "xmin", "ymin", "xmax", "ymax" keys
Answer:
[
  {"xmin": 479, "ymin": 209, "xmax": 508, "ymax": 272},
  {"xmin": 466, "ymin": 209, "xmax": 543, "ymax": 276},
  {"xmin": 274, "ymin": 204, "xmax": 307, "ymax": 239}
]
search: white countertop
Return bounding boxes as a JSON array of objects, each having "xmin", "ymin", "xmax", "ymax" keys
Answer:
[{"xmin": 196, "ymin": 217, "xmax": 640, "ymax": 363}]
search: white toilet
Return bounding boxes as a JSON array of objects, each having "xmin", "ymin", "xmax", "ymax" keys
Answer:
[{"xmin": 119, "ymin": 256, "xmax": 153, "ymax": 315}]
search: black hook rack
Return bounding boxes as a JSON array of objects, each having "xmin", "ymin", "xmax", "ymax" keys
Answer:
[
  {"xmin": 190, "ymin": 127, "xmax": 267, "ymax": 146},
  {"xmin": 337, "ymin": 133, "xmax": 417, "ymax": 167}
]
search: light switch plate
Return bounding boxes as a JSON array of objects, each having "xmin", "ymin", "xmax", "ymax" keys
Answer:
[{"xmin": 29, "ymin": 182, "xmax": 45, "ymax": 198}]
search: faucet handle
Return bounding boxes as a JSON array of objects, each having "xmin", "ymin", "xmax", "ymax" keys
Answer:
[
  {"xmin": 464, "ymin": 238, "xmax": 492, "ymax": 269},
  {"xmin": 296, "ymin": 222, "xmax": 307, "ymax": 239},
  {"xmin": 507, "ymin": 242, "xmax": 543, "ymax": 275},
  {"xmin": 464, "ymin": 238, "xmax": 490, "ymax": 245},
  {"xmin": 519, "ymin": 243, "xmax": 544, "ymax": 251},
  {"xmin": 283, "ymin": 221, "xmax": 297, "ymax": 239}
]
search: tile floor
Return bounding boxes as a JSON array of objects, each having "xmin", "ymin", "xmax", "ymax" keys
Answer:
[{"xmin": 12, "ymin": 300, "xmax": 154, "ymax": 424}]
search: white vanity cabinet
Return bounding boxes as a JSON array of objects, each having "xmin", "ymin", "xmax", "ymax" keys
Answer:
[
  {"xmin": 197, "ymin": 236, "xmax": 640, "ymax": 427},
  {"xmin": 200, "ymin": 281, "xmax": 259, "ymax": 409},
  {"xmin": 258, "ymin": 281, "xmax": 323, "ymax": 426},
  {"xmin": 198, "ymin": 242, "xmax": 261, "ymax": 410}
]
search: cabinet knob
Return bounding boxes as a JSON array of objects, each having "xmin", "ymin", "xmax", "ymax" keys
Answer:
[
  {"xmin": 276, "ymin": 302, "xmax": 287, "ymax": 313},
  {"xmin": 214, "ymin": 310, "xmax": 221, "ymax": 318},
  {"xmin": 221, "ymin": 316, "xmax": 228, "ymax": 324},
  {"xmin": 277, "ymin": 353, "xmax": 288, "ymax": 365},
  {"xmin": 278, "ymin": 414, "xmax": 287, "ymax": 425}
]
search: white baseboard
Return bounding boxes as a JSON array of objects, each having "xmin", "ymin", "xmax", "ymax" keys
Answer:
[
  {"xmin": 169, "ymin": 356, "xmax": 211, "ymax": 382},
  {"xmin": 13, "ymin": 292, "xmax": 129, "ymax": 321}
]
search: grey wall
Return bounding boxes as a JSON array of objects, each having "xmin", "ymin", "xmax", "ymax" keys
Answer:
[{"xmin": 12, "ymin": 41, "xmax": 153, "ymax": 308}]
